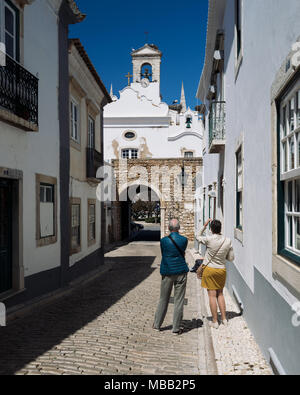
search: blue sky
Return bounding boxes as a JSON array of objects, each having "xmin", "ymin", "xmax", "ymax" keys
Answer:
[{"xmin": 70, "ymin": 0, "xmax": 208, "ymax": 109}]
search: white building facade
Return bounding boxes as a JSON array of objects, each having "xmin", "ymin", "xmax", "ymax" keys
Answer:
[
  {"xmin": 197, "ymin": 0, "xmax": 300, "ymax": 374},
  {"xmin": 104, "ymin": 44, "xmax": 203, "ymax": 164},
  {"xmin": 68, "ymin": 38, "xmax": 111, "ymax": 276},
  {"xmin": 0, "ymin": 0, "xmax": 85, "ymax": 309}
]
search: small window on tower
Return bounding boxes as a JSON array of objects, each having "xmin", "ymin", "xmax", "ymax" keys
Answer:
[{"xmin": 184, "ymin": 151, "xmax": 194, "ymax": 158}]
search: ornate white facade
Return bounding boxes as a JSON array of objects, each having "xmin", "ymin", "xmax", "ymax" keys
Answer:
[{"xmin": 104, "ymin": 44, "xmax": 204, "ymax": 162}]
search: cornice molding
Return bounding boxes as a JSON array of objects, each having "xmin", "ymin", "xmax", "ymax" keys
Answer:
[{"xmin": 168, "ymin": 131, "xmax": 203, "ymax": 142}]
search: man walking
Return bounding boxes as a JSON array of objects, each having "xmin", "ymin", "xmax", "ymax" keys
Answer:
[{"xmin": 153, "ymin": 219, "xmax": 189, "ymax": 335}]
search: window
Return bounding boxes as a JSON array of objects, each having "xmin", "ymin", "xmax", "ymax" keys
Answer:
[
  {"xmin": 184, "ymin": 151, "xmax": 194, "ymax": 158},
  {"xmin": 208, "ymin": 186, "xmax": 216, "ymax": 220},
  {"xmin": 71, "ymin": 199, "xmax": 81, "ymax": 254},
  {"xmin": 88, "ymin": 116, "xmax": 95, "ymax": 149},
  {"xmin": 36, "ymin": 175, "xmax": 57, "ymax": 247},
  {"xmin": 88, "ymin": 200, "xmax": 96, "ymax": 245},
  {"xmin": 121, "ymin": 149, "xmax": 138, "ymax": 159},
  {"xmin": 202, "ymin": 189, "xmax": 206, "ymax": 226},
  {"xmin": 70, "ymin": 99, "xmax": 80, "ymax": 143},
  {"xmin": 124, "ymin": 131, "xmax": 136, "ymax": 140},
  {"xmin": 236, "ymin": 146, "xmax": 243, "ymax": 230},
  {"xmin": 40, "ymin": 184, "xmax": 54, "ymax": 238},
  {"xmin": 235, "ymin": 0, "xmax": 242, "ymax": 60},
  {"xmin": 0, "ymin": 0, "xmax": 20, "ymax": 61},
  {"xmin": 278, "ymin": 79, "xmax": 300, "ymax": 264}
]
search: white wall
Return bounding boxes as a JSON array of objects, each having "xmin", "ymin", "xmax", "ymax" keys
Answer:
[
  {"xmin": 104, "ymin": 84, "xmax": 203, "ymax": 161},
  {"xmin": 201, "ymin": 0, "xmax": 300, "ymax": 304},
  {"xmin": 104, "ymin": 125, "xmax": 203, "ymax": 161},
  {"xmin": 0, "ymin": 0, "xmax": 61, "ymax": 277}
]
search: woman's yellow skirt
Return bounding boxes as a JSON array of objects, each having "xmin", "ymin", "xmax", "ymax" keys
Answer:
[{"xmin": 201, "ymin": 267, "xmax": 227, "ymax": 290}]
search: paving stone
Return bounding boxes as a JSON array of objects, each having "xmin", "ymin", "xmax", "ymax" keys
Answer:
[{"xmin": 0, "ymin": 242, "xmax": 216, "ymax": 376}]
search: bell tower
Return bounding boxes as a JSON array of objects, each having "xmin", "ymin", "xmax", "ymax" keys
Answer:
[{"xmin": 131, "ymin": 44, "xmax": 162, "ymax": 87}]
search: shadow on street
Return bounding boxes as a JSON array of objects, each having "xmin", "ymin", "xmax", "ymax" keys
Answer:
[{"xmin": 0, "ymin": 255, "xmax": 156, "ymax": 375}]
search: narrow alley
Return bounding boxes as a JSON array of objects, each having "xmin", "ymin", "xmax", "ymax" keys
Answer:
[{"xmin": 0, "ymin": 238, "xmax": 216, "ymax": 375}]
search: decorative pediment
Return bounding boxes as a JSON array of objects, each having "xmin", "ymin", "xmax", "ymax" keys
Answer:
[
  {"xmin": 104, "ymin": 87, "xmax": 169, "ymax": 118},
  {"xmin": 131, "ymin": 44, "xmax": 162, "ymax": 58},
  {"xmin": 168, "ymin": 131, "xmax": 203, "ymax": 142},
  {"xmin": 271, "ymin": 36, "xmax": 300, "ymax": 101}
]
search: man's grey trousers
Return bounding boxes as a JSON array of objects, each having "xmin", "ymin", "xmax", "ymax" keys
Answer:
[{"xmin": 154, "ymin": 273, "xmax": 187, "ymax": 333}]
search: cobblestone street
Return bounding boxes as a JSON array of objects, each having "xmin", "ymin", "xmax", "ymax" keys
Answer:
[{"xmin": 0, "ymin": 240, "xmax": 216, "ymax": 375}]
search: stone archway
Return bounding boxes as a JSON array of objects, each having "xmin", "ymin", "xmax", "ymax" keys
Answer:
[
  {"xmin": 118, "ymin": 182, "xmax": 162, "ymax": 241},
  {"xmin": 111, "ymin": 157, "xmax": 203, "ymax": 241}
]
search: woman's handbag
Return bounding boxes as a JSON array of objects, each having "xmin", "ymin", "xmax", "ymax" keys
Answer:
[{"xmin": 197, "ymin": 238, "xmax": 226, "ymax": 280}]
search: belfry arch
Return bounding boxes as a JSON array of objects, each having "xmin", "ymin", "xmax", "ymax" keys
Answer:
[{"xmin": 140, "ymin": 63, "xmax": 153, "ymax": 82}]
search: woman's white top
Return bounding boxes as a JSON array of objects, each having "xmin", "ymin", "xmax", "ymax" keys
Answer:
[{"xmin": 197, "ymin": 226, "xmax": 235, "ymax": 269}]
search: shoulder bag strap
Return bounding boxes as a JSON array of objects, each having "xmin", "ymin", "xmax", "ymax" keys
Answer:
[
  {"xmin": 203, "ymin": 237, "xmax": 226, "ymax": 269},
  {"xmin": 168, "ymin": 235, "xmax": 185, "ymax": 258}
]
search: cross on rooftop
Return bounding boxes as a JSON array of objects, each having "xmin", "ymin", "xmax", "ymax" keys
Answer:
[{"xmin": 125, "ymin": 72, "xmax": 132, "ymax": 86}]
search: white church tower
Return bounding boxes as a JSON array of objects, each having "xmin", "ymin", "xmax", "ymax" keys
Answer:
[{"xmin": 103, "ymin": 43, "xmax": 203, "ymax": 161}]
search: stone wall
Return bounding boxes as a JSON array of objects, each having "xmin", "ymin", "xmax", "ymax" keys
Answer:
[{"xmin": 111, "ymin": 158, "xmax": 203, "ymax": 241}]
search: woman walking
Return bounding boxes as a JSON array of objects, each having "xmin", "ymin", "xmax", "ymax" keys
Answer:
[{"xmin": 197, "ymin": 219, "xmax": 234, "ymax": 329}]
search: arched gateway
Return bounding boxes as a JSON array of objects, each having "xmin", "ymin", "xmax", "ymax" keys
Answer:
[
  {"xmin": 110, "ymin": 157, "xmax": 202, "ymax": 241},
  {"xmin": 104, "ymin": 43, "xmax": 204, "ymax": 243}
]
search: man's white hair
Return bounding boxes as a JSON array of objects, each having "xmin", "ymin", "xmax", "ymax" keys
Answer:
[{"xmin": 169, "ymin": 218, "xmax": 180, "ymax": 232}]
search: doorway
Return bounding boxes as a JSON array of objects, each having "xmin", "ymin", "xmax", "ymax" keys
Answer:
[{"xmin": 0, "ymin": 179, "xmax": 13, "ymax": 294}]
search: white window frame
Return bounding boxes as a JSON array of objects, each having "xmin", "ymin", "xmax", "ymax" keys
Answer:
[
  {"xmin": 280, "ymin": 80, "xmax": 300, "ymax": 181},
  {"xmin": 70, "ymin": 98, "xmax": 80, "ymax": 144},
  {"xmin": 121, "ymin": 149, "xmax": 138, "ymax": 159},
  {"xmin": 184, "ymin": 151, "xmax": 194, "ymax": 158},
  {"xmin": 39, "ymin": 183, "xmax": 55, "ymax": 238},
  {"xmin": 280, "ymin": 80, "xmax": 300, "ymax": 256},
  {"xmin": 36, "ymin": 174, "xmax": 57, "ymax": 247},
  {"xmin": 0, "ymin": 0, "xmax": 18, "ymax": 61}
]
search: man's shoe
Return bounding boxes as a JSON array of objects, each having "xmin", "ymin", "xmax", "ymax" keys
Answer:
[
  {"xmin": 152, "ymin": 324, "xmax": 161, "ymax": 332},
  {"xmin": 172, "ymin": 328, "xmax": 184, "ymax": 335},
  {"xmin": 221, "ymin": 320, "xmax": 229, "ymax": 326}
]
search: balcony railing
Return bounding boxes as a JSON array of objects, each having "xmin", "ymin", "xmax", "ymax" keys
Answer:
[
  {"xmin": 0, "ymin": 55, "xmax": 39, "ymax": 129},
  {"xmin": 86, "ymin": 148, "xmax": 103, "ymax": 180},
  {"xmin": 208, "ymin": 101, "xmax": 226, "ymax": 153}
]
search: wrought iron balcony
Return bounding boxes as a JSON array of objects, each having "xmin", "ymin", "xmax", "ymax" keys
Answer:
[
  {"xmin": 0, "ymin": 55, "xmax": 38, "ymax": 130},
  {"xmin": 86, "ymin": 148, "xmax": 103, "ymax": 180},
  {"xmin": 208, "ymin": 101, "xmax": 226, "ymax": 154}
]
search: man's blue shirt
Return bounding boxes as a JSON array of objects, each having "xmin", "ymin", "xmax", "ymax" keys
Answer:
[{"xmin": 160, "ymin": 232, "xmax": 189, "ymax": 276}]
